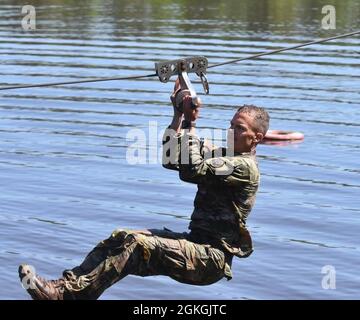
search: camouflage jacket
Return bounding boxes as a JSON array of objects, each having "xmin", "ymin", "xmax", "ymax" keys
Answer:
[{"xmin": 162, "ymin": 127, "xmax": 259, "ymax": 258}]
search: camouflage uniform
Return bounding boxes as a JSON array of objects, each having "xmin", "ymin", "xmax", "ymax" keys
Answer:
[
  {"xmin": 57, "ymin": 127, "xmax": 259, "ymax": 299},
  {"xmin": 162, "ymin": 128, "xmax": 258, "ymax": 259}
]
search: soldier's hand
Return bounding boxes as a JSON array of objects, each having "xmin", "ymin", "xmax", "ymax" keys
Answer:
[
  {"xmin": 183, "ymin": 95, "xmax": 201, "ymax": 122},
  {"xmin": 170, "ymin": 78, "xmax": 183, "ymax": 117}
]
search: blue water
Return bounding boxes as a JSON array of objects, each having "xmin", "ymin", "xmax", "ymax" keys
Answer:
[{"xmin": 0, "ymin": 0, "xmax": 359, "ymax": 299}]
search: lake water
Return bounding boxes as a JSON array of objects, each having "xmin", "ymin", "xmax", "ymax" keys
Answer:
[{"xmin": 0, "ymin": 0, "xmax": 359, "ymax": 299}]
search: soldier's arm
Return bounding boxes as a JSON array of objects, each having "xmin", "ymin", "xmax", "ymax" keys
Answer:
[
  {"xmin": 177, "ymin": 94, "xmax": 251, "ymax": 184},
  {"xmin": 162, "ymin": 81, "xmax": 184, "ymax": 171},
  {"xmin": 162, "ymin": 123, "xmax": 182, "ymax": 171},
  {"xmin": 179, "ymin": 133, "xmax": 253, "ymax": 185}
]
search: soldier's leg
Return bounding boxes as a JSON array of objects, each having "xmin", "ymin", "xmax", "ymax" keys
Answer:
[
  {"xmin": 67, "ymin": 228, "xmax": 150, "ymax": 276},
  {"xmin": 61, "ymin": 229, "xmax": 159, "ymax": 299},
  {"xmin": 63, "ymin": 229, "xmax": 230, "ymax": 299},
  {"xmin": 19, "ymin": 228, "xmax": 157, "ymax": 300},
  {"xmin": 64, "ymin": 227, "xmax": 187, "ymax": 280},
  {"xmin": 19, "ymin": 229, "xmax": 231, "ymax": 300}
]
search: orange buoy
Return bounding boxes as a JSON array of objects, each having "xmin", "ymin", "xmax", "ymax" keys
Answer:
[{"xmin": 264, "ymin": 130, "xmax": 304, "ymax": 141}]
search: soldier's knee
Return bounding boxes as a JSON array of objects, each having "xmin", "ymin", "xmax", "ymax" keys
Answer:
[
  {"xmin": 110, "ymin": 229, "xmax": 151, "ymax": 250},
  {"xmin": 96, "ymin": 228, "xmax": 134, "ymax": 248},
  {"xmin": 110, "ymin": 228, "xmax": 132, "ymax": 242},
  {"xmin": 107, "ymin": 229, "xmax": 155, "ymax": 263},
  {"xmin": 110, "ymin": 229, "xmax": 146, "ymax": 244}
]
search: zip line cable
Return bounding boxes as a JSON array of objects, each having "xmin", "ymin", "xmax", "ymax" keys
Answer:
[
  {"xmin": 0, "ymin": 74, "xmax": 157, "ymax": 91},
  {"xmin": 208, "ymin": 30, "xmax": 360, "ymax": 68},
  {"xmin": 0, "ymin": 30, "xmax": 359, "ymax": 91}
]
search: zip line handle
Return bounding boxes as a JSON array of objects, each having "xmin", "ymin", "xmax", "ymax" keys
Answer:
[{"xmin": 178, "ymin": 60, "xmax": 200, "ymax": 110}]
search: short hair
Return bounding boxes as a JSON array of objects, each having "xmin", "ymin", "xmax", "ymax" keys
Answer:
[{"xmin": 236, "ymin": 104, "xmax": 270, "ymax": 135}]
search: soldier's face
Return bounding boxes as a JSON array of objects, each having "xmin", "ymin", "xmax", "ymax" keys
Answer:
[{"xmin": 227, "ymin": 112, "xmax": 258, "ymax": 153}]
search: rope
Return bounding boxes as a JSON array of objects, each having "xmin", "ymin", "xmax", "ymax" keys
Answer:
[
  {"xmin": 0, "ymin": 73, "xmax": 157, "ymax": 91},
  {"xmin": 0, "ymin": 30, "xmax": 359, "ymax": 91},
  {"xmin": 208, "ymin": 30, "xmax": 360, "ymax": 68}
]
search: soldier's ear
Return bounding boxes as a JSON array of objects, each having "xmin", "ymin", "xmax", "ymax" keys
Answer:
[{"xmin": 255, "ymin": 132, "xmax": 264, "ymax": 143}]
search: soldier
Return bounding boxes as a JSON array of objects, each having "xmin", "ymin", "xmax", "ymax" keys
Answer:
[{"xmin": 18, "ymin": 80, "xmax": 270, "ymax": 300}]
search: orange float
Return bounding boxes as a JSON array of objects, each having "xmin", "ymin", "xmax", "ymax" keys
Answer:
[{"xmin": 264, "ymin": 130, "xmax": 304, "ymax": 141}]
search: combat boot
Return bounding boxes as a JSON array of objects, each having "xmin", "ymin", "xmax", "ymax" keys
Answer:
[{"xmin": 18, "ymin": 264, "xmax": 67, "ymax": 300}]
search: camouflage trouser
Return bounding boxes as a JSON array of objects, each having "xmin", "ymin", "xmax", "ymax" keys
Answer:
[{"xmin": 61, "ymin": 228, "xmax": 232, "ymax": 300}]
